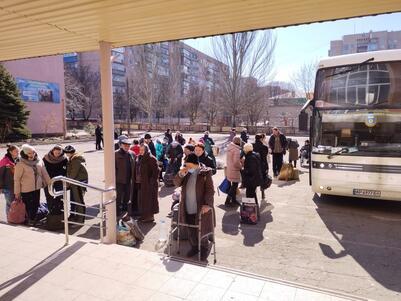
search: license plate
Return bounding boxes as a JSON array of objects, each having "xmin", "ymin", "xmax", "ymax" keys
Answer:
[{"xmin": 353, "ymin": 189, "xmax": 381, "ymax": 197}]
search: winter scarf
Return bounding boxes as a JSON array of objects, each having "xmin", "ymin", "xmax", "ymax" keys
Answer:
[
  {"xmin": 20, "ymin": 154, "xmax": 40, "ymax": 185},
  {"xmin": 44, "ymin": 150, "xmax": 66, "ymax": 164}
]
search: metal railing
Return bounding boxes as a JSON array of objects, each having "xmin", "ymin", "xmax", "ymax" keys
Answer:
[{"xmin": 48, "ymin": 176, "xmax": 115, "ymax": 245}]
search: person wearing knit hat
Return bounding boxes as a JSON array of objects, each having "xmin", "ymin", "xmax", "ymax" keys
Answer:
[
  {"xmin": 64, "ymin": 145, "xmax": 88, "ymax": 224},
  {"xmin": 144, "ymin": 133, "xmax": 157, "ymax": 157},
  {"xmin": 43, "ymin": 144, "xmax": 68, "ymax": 218},
  {"xmin": 14, "ymin": 144, "xmax": 51, "ymax": 225},
  {"xmin": 174, "ymin": 152, "xmax": 215, "ymax": 261}
]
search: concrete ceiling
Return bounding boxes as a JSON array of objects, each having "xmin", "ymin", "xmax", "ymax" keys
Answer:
[{"xmin": 1, "ymin": 0, "xmax": 401, "ymax": 61}]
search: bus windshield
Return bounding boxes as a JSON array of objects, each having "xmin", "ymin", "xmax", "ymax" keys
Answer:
[
  {"xmin": 314, "ymin": 62, "xmax": 401, "ymax": 107},
  {"xmin": 313, "ymin": 109, "xmax": 401, "ymax": 157}
]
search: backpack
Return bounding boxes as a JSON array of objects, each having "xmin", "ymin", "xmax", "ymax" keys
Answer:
[
  {"xmin": 7, "ymin": 198, "xmax": 26, "ymax": 224},
  {"xmin": 204, "ymin": 138, "xmax": 213, "ymax": 156}
]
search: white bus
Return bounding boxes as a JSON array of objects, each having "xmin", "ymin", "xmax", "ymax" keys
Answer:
[{"xmin": 307, "ymin": 49, "xmax": 401, "ymax": 201}]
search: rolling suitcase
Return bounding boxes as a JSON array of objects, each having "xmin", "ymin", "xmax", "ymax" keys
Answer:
[{"xmin": 240, "ymin": 198, "xmax": 258, "ymax": 225}]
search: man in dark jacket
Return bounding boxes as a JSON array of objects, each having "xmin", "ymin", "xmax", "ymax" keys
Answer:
[
  {"xmin": 174, "ymin": 153, "xmax": 215, "ymax": 261},
  {"xmin": 253, "ymin": 134, "xmax": 269, "ymax": 200},
  {"xmin": 164, "ymin": 129, "xmax": 173, "ymax": 145},
  {"xmin": 194, "ymin": 143, "xmax": 216, "ymax": 175},
  {"xmin": 242, "ymin": 143, "xmax": 263, "ymax": 213},
  {"xmin": 268, "ymin": 127, "xmax": 288, "ymax": 177},
  {"xmin": 115, "ymin": 136, "xmax": 135, "ymax": 217},
  {"xmin": 144, "ymin": 133, "xmax": 157, "ymax": 157},
  {"xmin": 64, "ymin": 145, "xmax": 88, "ymax": 224},
  {"xmin": 240, "ymin": 128, "xmax": 249, "ymax": 143},
  {"xmin": 95, "ymin": 124, "xmax": 103, "ymax": 150}
]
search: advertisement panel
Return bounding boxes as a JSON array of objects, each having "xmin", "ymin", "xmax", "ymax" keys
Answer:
[{"xmin": 16, "ymin": 78, "xmax": 60, "ymax": 103}]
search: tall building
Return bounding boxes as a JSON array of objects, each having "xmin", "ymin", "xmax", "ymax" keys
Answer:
[
  {"xmin": 329, "ymin": 30, "xmax": 401, "ymax": 56},
  {"xmin": 64, "ymin": 41, "xmax": 226, "ymax": 121}
]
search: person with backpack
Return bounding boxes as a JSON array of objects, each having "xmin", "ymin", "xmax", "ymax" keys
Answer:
[
  {"xmin": 268, "ymin": 127, "xmax": 288, "ymax": 177},
  {"xmin": 242, "ymin": 143, "xmax": 263, "ymax": 210},
  {"xmin": 287, "ymin": 138, "xmax": 300, "ymax": 168},
  {"xmin": 164, "ymin": 128, "xmax": 173, "ymax": 145},
  {"xmin": 166, "ymin": 136, "xmax": 184, "ymax": 175},
  {"xmin": 43, "ymin": 145, "xmax": 68, "ymax": 216},
  {"xmin": 174, "ymin": 153, "xmax": 215, "ymax": 260},
  {"xmin": 194, "ymin": 143, "xmax": 216, "ymax": 175},
  {"xmin": 175, "ymin": 131, "xmax": 186, "ymax": 146},
  {"xmin": 115, "ymin": 136, "xmax": 135, "ymax": 217},
  {"xmin": 14, "ymin": 144, "xmax": 51, "ymax": 225},
  {"xmin": 225, "ymin": 137, "xmax": 242, "ymax": 207},
  {"xmin": 0, "ymin": 144, "xmax": 19, "ymax": 216},
  {"xmin": 64, "ymin": 145, "xmax": 88, "ymax": 224},
  {"xmin": 253, "ymin": 134, "xmax": 269, "ymax": 200}
]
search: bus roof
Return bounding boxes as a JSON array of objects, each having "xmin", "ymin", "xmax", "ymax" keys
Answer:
[{"xmin": 318, "ymin": 49, "xmax": 401, "ymax": 69}]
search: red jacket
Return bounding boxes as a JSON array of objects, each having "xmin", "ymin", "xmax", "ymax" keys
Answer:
[{"xmin": 130, "ymin": 145, "xmax": 140, "ymax": 156}]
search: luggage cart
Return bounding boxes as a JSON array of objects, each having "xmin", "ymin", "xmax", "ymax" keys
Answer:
[{"xmin": 168, "ymin": 206, "xmax": 217, "ymax": 264}]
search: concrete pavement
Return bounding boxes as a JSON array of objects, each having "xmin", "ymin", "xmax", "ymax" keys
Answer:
[
  {"xmin": 0, "ymin": 223, "xmax": 365, "ymax": 301},
  {"xmin": 1, "ymin": 134, "xmax": 400, "ymax": 300}
]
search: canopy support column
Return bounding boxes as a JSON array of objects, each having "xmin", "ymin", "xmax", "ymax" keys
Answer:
[{"xmin": 99, "ymin": 41, "xmax": 116, "ymax": 244}]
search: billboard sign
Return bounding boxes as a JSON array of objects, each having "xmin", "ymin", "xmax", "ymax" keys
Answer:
[{"xmin": 16, "ymin": 78, "xmax": 60, "ymax": 103}]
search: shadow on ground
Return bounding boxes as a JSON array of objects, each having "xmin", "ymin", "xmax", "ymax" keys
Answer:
[
  {"xmin": 314, "ymin": 193, "xmax": 401, "ymax": 293},
  {"xmin": 0, "ymin": 241, "xmax": 86, "ymax": 301}
]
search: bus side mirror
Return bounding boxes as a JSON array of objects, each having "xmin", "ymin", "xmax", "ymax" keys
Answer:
[{"xmin": 299, "ymin": 111, "xmax": 309, "ymax": 131}]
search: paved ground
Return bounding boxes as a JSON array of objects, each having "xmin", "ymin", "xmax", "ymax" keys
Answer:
[
  {"xmin": 0, "ymin": 223, "xmax": 365, "ymax": 301},
  {"xmin": 1, "ymin": 133, "xmax": 401, "ymax": 301}
]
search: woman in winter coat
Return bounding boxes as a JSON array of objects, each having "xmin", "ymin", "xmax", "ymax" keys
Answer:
[
  {"xmin": 287, "ymin": 138, "xmax": 300, "ymax": 168},
  {"xmin": 0, "ymin": 144, "xmax": 19, "ymax": 215},
  {"xmin": 63, "ymin": 145, "xmax": 88, "ymax": 224},
  {"xmin": 43, "ymin": 145, "xmax": 68, "ymax": 214},
  {"xmin": 225, "ymin": 137, "xmax": 242, "ymax": 207},
  {"xmin": 14, "ymin": 144, "xmax": 50, "ymax": 224},
  {"xmin": 242, "ymin": 143, "xmax": 263, "ymax": 209},
  {"xmin": 132, "ymin": 143, "xmax": 159, "ymax": 222}
]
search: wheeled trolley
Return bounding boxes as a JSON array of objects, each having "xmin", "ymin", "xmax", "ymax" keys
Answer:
[{"xmin": 168, "ymin": 207, "xmax": 217, "ymax": 264}]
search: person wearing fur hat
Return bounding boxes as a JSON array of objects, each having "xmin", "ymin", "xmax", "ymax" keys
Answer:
[
  {"xmin": 174, "ymin": 153, "xmax": 215, "ymax": 261},
  {"xmin": 64, "ymin": 145, "xmax": 88, "ymax": 224},
  {"xmin": 115, "ymin": 136, "xmax": 135, "ymax": 217},
  {"xmin": 43, "ymin": 145, "xmax": 68, "ymax": 215},
  {"xmin": 0, "ymin": 144, "xmax": 20, "ymax": 216},
  {"xmin": 132, "ymin": 143, "xmax": 159, "ymax": 222},
  {"xmin": 14, "ymin": 144, "xmax": 51, "ymax": 225}
]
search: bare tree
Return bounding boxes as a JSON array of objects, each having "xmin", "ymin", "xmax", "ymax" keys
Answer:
[
  {"xmin": 65, "ymin": 64, "xmax": 101, "ymax": 120},
  {"xmin": 166, "ymin": 41, "xmax": 183, "ymax": 124},
  {"xmin": 185, "ymin": 83, "xmax": 204, "ymax": 125},
  {"xmin": 291, "ymin": 60, "xmax": 318, "ymax": 98},
  {"xmin": 212, "ymin": 30, "xmax": 276, "ymax": 127},
  {"xmin": 129, "ymin": 45, "xmax": 161, "ymax": 125},
  {"xmin": 241, "ymin": 78, "xmax": 267, "ymax": 126}
]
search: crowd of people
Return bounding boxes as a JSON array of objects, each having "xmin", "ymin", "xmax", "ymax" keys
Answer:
[
  {"xmin": 0, "ymin": 143, "xmax": 88, "ymax": 226},
  {"xmin": 0, "ymin": 127, "xmax": 309, "ymax": 259}
]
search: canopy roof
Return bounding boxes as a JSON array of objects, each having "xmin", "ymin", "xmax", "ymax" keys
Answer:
[{"xmin": 1, "ymin": 0, "xmax": 400, "ymax": 61}]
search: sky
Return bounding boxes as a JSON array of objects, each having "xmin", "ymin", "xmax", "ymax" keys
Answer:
[{"xmin": 184, "ymin": 12, "xmax": 401, "ymax": 83}]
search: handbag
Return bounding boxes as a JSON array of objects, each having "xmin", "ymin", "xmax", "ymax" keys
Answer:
[
  {"xmin": 218, "ymin": 178, "xmax": 231, "ymax": 194},
  {"xmin": 117, "ymin": 221, "xmax": 136, "ymax": 246},
  {"xmin": 7, "ymin": 197, "xmax": 26, "ymax": 224},
  {"xmin": 261, "ymin": 175, "xmax": 273, "ymax": 190}
]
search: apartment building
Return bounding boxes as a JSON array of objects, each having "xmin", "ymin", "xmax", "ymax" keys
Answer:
[{"xmin": 329, "ymin": 30, "xmax": 401, "ymax": 56}]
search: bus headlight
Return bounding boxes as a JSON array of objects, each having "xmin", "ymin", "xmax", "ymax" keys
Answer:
[
  {"xmin": 320, "ymin": 163, "xmax": 325, "ymax": 168},
  {"xmin": 328, "ymin": 164, "xmax": 333, "ymax": 168}
]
